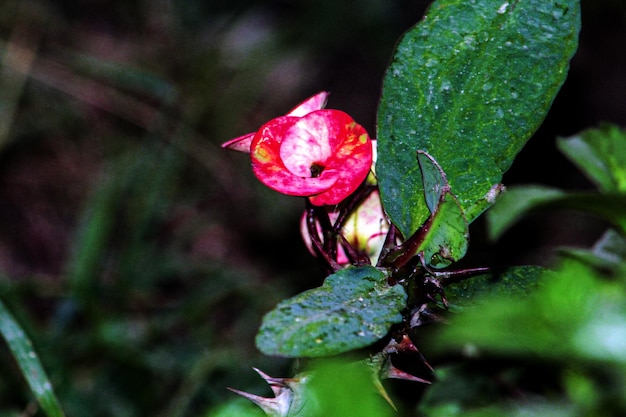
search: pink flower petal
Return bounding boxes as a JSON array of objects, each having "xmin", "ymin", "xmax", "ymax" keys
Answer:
[
  {"xmin": 221, "ymin": 92, "xmax": 329, "ymax": 153},
  {"xmin": 279, "ymin": 112, "xmax": 333, "ymax": 177},
  {"xmin": 305, "ymin": 110, "xmax": 372, "ymax": 206},
  {"xmin": 286, "ymin": 91, "xmax": 329, "ymax": 117},
  {"xmin": 251, "ymin": 116, "xmax": 337, "ymax": 196},
  {"xmin": 221, "ymin": 133, "xmax": 254, "ymax": 152}
]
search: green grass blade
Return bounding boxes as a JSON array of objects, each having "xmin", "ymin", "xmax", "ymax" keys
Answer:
[{"xmin": 0, "ymin": 299, "xmax": 66, "ymax": 417}]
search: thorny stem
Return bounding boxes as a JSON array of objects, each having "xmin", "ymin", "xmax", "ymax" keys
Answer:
[
  {"xmin": 438, "ymin": 266, "xmax": 496, "ymax": 286},
  {"xmin": 306, "ymin": 201, "xmax": 341, "ymax": 273},
  {"xmin": 414, "ymin": 252, "xmax": 492, "ymax": 286},
  {"xmin": 377, "ymin": 224, "xmax": 401, "ymax": 268},
  {"xmin": 332, "ymin": 183, "xmax": 377, "ymax": 233},
  {"xmin": 333, "ymin": 182, "xmax": 376, "ymax": 265},
  {"xmin": 311, "ymin": 203, "xmax": 337, "ymax": 262},
  {"xmin": 378, "ymin": 211, "xmax": 434, "ymax": 270},
  {"xmin": 305, "ymin": 181, "xmax": 376, "ymax": 272},
  {"xmin": 337, "ymin": 233, "xmax": 370, "ymax": 266}
]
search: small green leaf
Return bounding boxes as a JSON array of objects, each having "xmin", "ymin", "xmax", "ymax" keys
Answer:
[
  {"xmin": 377, "ymin": 153, "xmax": 469, "ymax": 269},
  {"xmin": 0, "ymin": 299, "xmax": 66, "ymax": 417},
  {"xmin": 557, "ymin": 124, "xmax": 626, "ymax": 193},
  {"xmin": 417, "ymin": 151, "xmax": 448, "ymax": 214},
  {"xmin": 377, "ymin": 0, "xmax": 581, "ymax": 237},
  {"xmin": 256, "ymin": 266, "xmax": 406, "ymax": 357},
  {"xmin": 418, "ymin": 190, "xmax": 469, "ymax": 269},
  {"xmin": 410, "ymin": 152, "xmax": 469, "ymax": 268}
]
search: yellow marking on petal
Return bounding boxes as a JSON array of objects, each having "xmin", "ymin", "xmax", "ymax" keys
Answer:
[
  {"xmin": 359, "ymin": 133, "xmax": 368, "ymax": 144},
  {"xmin": 254, "ymin": 148, "xmax": 272, "ymax": 163}
]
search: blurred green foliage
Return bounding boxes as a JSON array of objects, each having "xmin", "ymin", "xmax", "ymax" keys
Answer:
[
  {"xmin": 0, "ymin": 0, "xmax": 425, "ymax": 415},
  {"xmin": 415, "ymin": 125, "xmax": 626, "ymax": 417}
]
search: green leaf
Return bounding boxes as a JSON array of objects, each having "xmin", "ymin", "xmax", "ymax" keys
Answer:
[
  {"xmin": 256, "ymin": 266, "xmax": 406, "ymax": 357},
  {"xmin": 415, "ymin": 151, "xmax": 469, "ymax": 268},
  {"xmin": 557, "ymin": 124, "xmax": 626, "ymax": 193},
  {"xmin": 417, "ymin": 151, "xmax": 448, "ymax": 214},
  {"xmin": 377, "ymin": 0, "xmax": 581, "ymax": 237},
  {"xmin": 444, "ymin": 265, "xmax": 546, "ymax": 310},
  {"xmin": 0, "ymin": 299, "xmax": 66, "ymax": 417},
  {"xmin": 487, "ymin": 185, "xmax": 626, "ymax": 239},
  {"xmin": 306, "ymin": 359, "xmax": 395, "ymax": 417},
  {"xmin": 418, "ymin": 190, "xmax": 469, "ymax": 268},
  {"xmin": 205, "ymin": 399, "xmax": 265, "ymax": 417},
  {"xmin": 486, "ymin": 185, "xmax": 565, "ymax": 240}
]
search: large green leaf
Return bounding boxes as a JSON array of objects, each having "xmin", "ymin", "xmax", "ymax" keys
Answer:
[
  {"xmin": 0, "ymin": 299, "xmax": 66, "ymax": 417},
  {"xmin": 256, "ymin": 266, "xmax": 406, "ymax": 357},
  {"xmin": 377, "ymin": 0, "xmax": 581, "ymax": 237}
]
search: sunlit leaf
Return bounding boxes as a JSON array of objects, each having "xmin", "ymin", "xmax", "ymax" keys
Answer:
[{"xmin": 306, "ymin": 359, "xmax": 395, "ymax": 417}]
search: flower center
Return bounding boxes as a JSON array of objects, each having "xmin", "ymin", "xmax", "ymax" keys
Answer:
[{"xmin": 309, "ymin": 162, "xmax": 325, "ymax": 178}]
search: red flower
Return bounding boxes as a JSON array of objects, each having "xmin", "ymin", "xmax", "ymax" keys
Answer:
[
  {"xmin": 250, "ymin": 109, "xmax": 372, "ymax": 205},
  {"xmin": 222, "ymin": 92, "xmax": 373, "ymax": 206}
]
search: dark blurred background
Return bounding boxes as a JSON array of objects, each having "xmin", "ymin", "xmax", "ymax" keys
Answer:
[{"xmin": 0, "ymin": 0, "xmax": 623, "ymax": 416}]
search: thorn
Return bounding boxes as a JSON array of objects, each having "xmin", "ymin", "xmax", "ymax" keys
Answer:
[
  {"xmin": 371, "ymin": 377, "xmax": 398, "ymax": 411},
  {"xmin": 252, "ymin": 367, "xmax": 289, "ymax": 397},
  {"xmin": 227, "ymin": 387, "xmax": 290, "ymax": 417},
  {"xmin": 381, "ymin": 361, "xmax": 432, "ymax": 384},
  {"xmin": 228, "ymin": 369, "xmax": 299, "ymax": 417}
]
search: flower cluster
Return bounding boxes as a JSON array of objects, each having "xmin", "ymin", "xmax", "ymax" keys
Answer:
[{"xmin": 222, "ymin": 92, "xmax": 388, "ymax": 268}]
